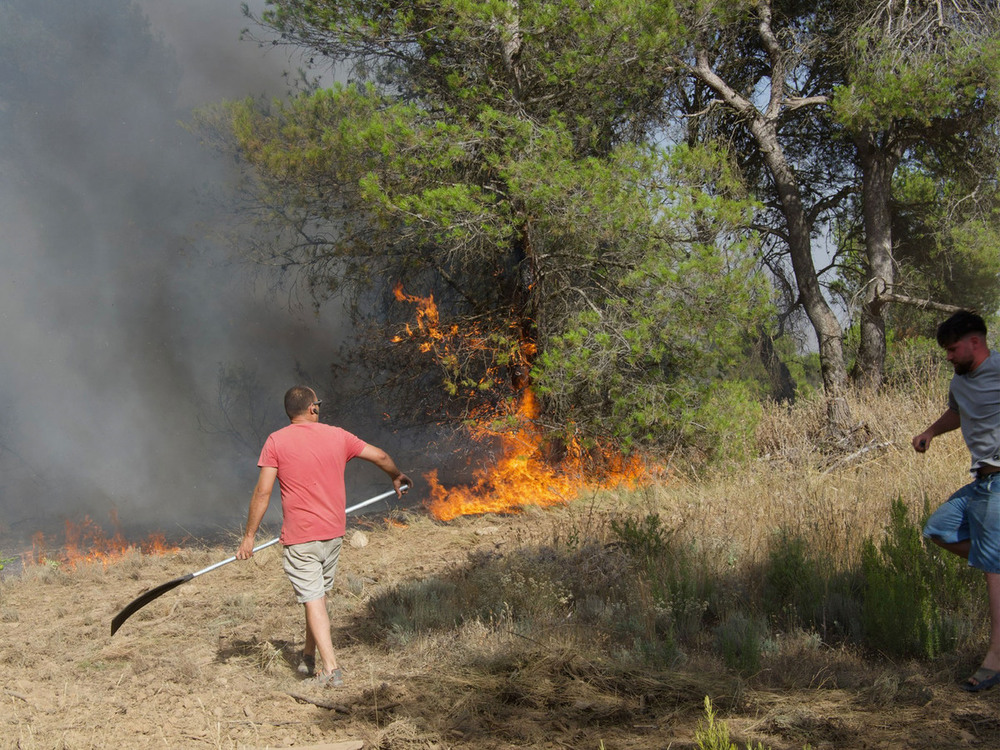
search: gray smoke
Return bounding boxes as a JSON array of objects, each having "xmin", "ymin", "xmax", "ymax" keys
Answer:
[{"xmin": 0, "ymin": 0, "xmax": 377, "ymax": 549}]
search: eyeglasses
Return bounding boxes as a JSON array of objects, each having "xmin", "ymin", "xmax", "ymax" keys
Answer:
[{"xmin": 312, "ymin": 400, "xmax": 322, "ymax": 407}]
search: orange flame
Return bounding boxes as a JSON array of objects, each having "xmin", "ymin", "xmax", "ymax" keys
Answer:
[
  {"xmin": 425, "ymin": 389, "xmax": 650, "ymax": 520},
  {"xmin": 392, "ymin": 282, "xmax": 449, "ymax": 353},
  {"xmin": 393, "ymin": 284, "xmax": 656, "ymax": 521},
  {"xmin": 24, "ymin": 511, "xmax": 180, "ymax": 569}
]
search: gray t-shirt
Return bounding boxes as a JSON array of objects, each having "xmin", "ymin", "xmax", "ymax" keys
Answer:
[{"xmin": 949, "ymin": 350, "xmax": 1000, "ymax": 471}]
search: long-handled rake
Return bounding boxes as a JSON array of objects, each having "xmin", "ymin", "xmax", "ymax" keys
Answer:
[{"xmin": 110, "ymin": 487, "xmax": 401, "ymax": 635}]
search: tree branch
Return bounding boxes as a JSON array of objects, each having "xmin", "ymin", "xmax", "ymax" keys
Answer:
[
  {"xmin": 286, "ymin": 692, "xmax": 353, "ymax": 713},
  {"xmin": 783, "ymin": 95, "xmax": 830, "ymax": 111},
  {"xmin": 879, "ymin": 291, "xmax": 967, "ymax": 314},
  {"xmin": 692, "ymin": 50, "xmax": 756, "ymax": 120},
  {"xmin": 755, "ymin": 0, "xmax": 786, "ymax": 120}
]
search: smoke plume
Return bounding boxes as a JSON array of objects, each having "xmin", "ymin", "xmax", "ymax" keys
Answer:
[{"xmin": 0, "ymin": 0, "xmax": 379, "ymax": 548}]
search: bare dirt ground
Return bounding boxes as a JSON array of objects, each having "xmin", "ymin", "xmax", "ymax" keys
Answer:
[{"xmin": 2, "ymin": 502, "xmax": 999, "ymax": 750}]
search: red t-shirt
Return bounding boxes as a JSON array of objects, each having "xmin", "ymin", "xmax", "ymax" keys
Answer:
[{"xmin": 258, "ymin": 423, "xmax": 367, "ymax": 544}]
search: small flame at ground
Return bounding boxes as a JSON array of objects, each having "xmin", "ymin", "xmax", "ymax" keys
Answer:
[
  {"xmin": 24, "ymin": 511, "xmax": 180, "ymax": 569},
  {"xmin": 392, "ymin": 285, "xmax": 656, "ymax": 521}
]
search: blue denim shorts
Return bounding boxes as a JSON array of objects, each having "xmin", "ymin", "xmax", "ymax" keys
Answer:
[
  {"xmin": 282, "ymin": 537, "xmax": 343, "ymax": 603},
  {"xmin": 923, "ymin": 473, "xmax": 1000, "ymax": 574}
]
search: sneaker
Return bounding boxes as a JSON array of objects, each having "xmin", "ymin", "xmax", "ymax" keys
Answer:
[
  {"xmin": 296, "ymin": 653, "xmax": 315, "ymax": 676},
  {"xmin": 302, "ymin": 668, "xmax": 344, "ymax": 688}
]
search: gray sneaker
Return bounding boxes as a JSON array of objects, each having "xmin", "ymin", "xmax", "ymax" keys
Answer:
[
  {"xmin": 302, "ymin": 668, "xmax": 344, "ymax": 688},
  {"xmin": 296, "ymin": 653, "xmax": 315, "ymax": 676}
]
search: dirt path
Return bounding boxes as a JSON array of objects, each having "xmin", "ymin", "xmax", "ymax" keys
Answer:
[{"xmin": 2, "ymin": 507, "xmax": 999, "ymax": 749}]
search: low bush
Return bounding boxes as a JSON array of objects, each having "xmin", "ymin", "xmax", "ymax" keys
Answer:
[
  {"xmin": 714, "ymin": 612, "xmax": 769, "ymax": 676},
  {"xmin": 860, "ymin": 497, "xmax": 982, "ymax": 659}
]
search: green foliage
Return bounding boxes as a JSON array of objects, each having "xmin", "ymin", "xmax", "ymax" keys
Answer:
[
  {"xmin": 883, "ymin": 336, "xmax": 949, "ymax": 391},
  {"xmin": 530, "ymin": 142, "xmax": 772, "ymax": 451},
  {"xmin": 199, "ymin": 0, "xmax": 1000, "ymax": 453},
  {"xmin": 259, "ymin": 0, "xmax": 681, "ymax": 135},
  {"xmin": 695, "ymin": 696, "xmax": 735, "ymax": 750},
  {"xmin": 892, "ymin": 167, "xmax": 1000, "ymax": 331},
  {"xmin": 762, "ymin": 530, "xmax": 824, "ymax": 631},
  {"xmin": 684, "ymin": 380, "xmax": 763, "ymax": 464},
  {"xmin": 610, "ymin": 513, "xmax": 715, "ymax": 642},
  {"xmin": 610, "ymin": 513, "xmax": 667, "ymax": 562},
  {"xmin": 861, "ymin": 498, "xmax": 981, "ymax": 659},
  {"xmin": 829, "ymin": 5, "xmax": 1000, "ymax": 354},
  {"xmin": 832, "ymin": 34, "xmax": 1000, "ymax": 132},
  {"xmin": 695, "ymin": 696, "xmax": 769, "ymax": 750},
  {"xmin": 714, "ymin": 612, "xmax": 768, "ymax": 677},
  {"xmin": 758, "ymin": 529, "xmax": 862, "ymax": 642},
  {"xmin": 197, "ymin": 0, "xmax": 778, "ymax": 451}
]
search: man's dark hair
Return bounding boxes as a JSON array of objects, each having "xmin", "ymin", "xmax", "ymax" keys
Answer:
[
  {"xmin": 284, "ymin": 385, "xmax": 316, "ymax": 419},
  {"xmin": 937, "ymin": 310, "xmax": 987, "ymax": 346}
]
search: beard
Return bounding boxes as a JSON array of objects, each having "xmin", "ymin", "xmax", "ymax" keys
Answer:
[{"xmin": 953, "ymin": 360, "xmax": 974, "ymax": 375}]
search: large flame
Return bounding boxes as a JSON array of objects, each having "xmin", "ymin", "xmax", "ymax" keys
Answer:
[
  {"xmin": 425, "ymin": 389, "xmax": 650, "ymax": 520},
  {"xmin": 24, "ymin": 510, "xmax": 180, "ymax": 569},
  {"xmin": 393, "ymin": 284, "xmax": 654, "ymax": 521}
]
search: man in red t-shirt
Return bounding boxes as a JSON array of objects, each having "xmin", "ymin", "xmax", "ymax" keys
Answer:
[{"xmin": 236, "ymin": 385, "xmax": 411, "ymax": 687}]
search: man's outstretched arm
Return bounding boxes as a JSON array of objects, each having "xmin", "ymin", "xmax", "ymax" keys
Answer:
[{"xmin": 358, "ymin": 444, "xmax": 412, "ymax": 496}]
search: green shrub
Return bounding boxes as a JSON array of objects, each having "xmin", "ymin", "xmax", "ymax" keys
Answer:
[
  {"xmin": 714, "ymin": 611, "xmax": 769, "ymax": 676},
  {"xmin": 695, "ymin": 696, "xmax": 769, "ymax": 750},
  {"xmin": 883, "ymin": 335, "xmax": 947, "ymax": 390},
  {"xmin": 860, "ymin": 497, "xmax": 980, "ymax": 658},
  {"xmin": 762, "ymin": 529, "xmax": 824, "ymax": 631},
  {"xmin": 684, "ymin": 380, "xmax": 763, "ymax": 464},
  {"xmin": 611, "ymin": 513, "xmax": 715, "ymax": 641},
  {"xmin": 759, "ymin": 528, "xmax": 867, "ymax": 641},
  {"xmin": 816, "ymin": 574, "xmax": 865, "ymax": 643},
  {"xmin": 610, "ymin": 513, "xmax": 667, "ymax": 563}
]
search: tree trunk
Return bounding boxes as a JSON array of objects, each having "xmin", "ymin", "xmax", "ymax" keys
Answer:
[
  {"xmin": 757, "ymin": 327, "xmax": 796, "ymax": 403},
  {"xmin": 750, "ymin": 119, "xmax": 851, "ymax": 430},
  {"xmin": 852, "ymin": 133, "xmax": 896, "ymax": 390},
  {"xmin": 690, "ymin": 3, "xmax": 851, "ymax": 433}
]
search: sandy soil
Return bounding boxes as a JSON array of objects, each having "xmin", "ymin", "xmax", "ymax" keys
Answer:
[{"xmin": 2, "ymin": 504, "xmax": 999, "ymax": 750}]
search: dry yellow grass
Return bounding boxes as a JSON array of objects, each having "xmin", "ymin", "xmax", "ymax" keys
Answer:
[
  {"xmin": 1, "ymin": 383, "xmax": 994, "ymax": 749},
  {"xmin": 631, "ymin": 383, "xmax": 969, "ymax": 574}
]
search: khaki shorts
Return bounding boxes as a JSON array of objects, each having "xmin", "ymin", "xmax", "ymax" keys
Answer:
[{"xmin": 282, "ymin": 538, "xmax": 343, "ymax": 603}]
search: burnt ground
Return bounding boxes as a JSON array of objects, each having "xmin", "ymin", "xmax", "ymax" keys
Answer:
[{"xmin": 2, "ymin": 504, "xmax": 999, "ymax": 750}]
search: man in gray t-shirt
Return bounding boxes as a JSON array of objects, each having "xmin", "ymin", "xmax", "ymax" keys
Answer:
[{"xmin": 915, "ymin": 310, "xmax": 1000, "ymax": 691}]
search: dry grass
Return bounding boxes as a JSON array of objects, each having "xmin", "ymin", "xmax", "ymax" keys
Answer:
[
  {"xmin": 652, "ymin": 383, "xmax": 964, "ymax": 572},
  {"xmin": 2, "ymin": 380, "xmax": 993, "ymax": 749}
]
